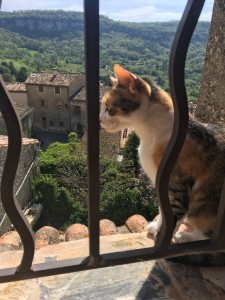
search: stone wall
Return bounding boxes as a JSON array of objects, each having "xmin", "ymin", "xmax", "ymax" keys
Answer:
[
  {"xmin": 0, "ymin": 136, "xmax": 40, "ymax": 235},
  {"xmin": 195, "ymin": 0, "xmax": 225, "ymax": 125}
]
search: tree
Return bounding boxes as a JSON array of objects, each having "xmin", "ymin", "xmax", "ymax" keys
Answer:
[
  {"xmin": 122, "ymin": 131, "xmax": 140, "ymax": 175},
  {"xmin": 195, "ymin": 0, "xmax": 225, "ymax": 125},
  {"xmin": 16, "ymin": 67, "xmax": 28, "ymax": 82}
]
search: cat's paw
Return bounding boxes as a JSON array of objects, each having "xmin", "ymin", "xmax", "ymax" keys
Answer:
[
  {"xmin": 147, "ymin": 214, "xmax": 162, "ymax": 240},
  {"xmin": 172, "ymin": 223, "xmax": 208, "ymax": 243},
  {"xmin": 147, "ymin": 220, "xmax": 161, "ymax": 240},
  {"xmin": 172, "ymin": 231, "xmax": 192, "ymax": 243}
]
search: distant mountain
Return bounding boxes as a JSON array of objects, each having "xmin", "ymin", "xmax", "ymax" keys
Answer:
[{"xmin": 0, "ymin": 10, "xmax": 210, "ymax": 102}]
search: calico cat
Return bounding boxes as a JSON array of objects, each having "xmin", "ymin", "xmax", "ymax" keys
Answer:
[{"xmin": 100, "ymin": 64, "xmax": 225, "ymax": 264}]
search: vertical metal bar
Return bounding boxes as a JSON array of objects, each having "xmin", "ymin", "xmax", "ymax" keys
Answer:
[
  {"xmin": 0, "ymin": 77, "xmax": 35, "ymax": 273},
  {"xmin": 84, "ymin": 0, "xmax": 100, "ymax": 265},
  {"xmin": 155, "ymin": 0, "xmax": 206, "ymax": 250},
  {"xmin": 213, "ymin": 179, "xmax": 225, "ymax": 248}
]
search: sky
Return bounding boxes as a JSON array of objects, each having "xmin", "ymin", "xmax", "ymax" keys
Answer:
[{"xmin": 1, "ymin": 0, "xmax": 214, "ymax": 23}]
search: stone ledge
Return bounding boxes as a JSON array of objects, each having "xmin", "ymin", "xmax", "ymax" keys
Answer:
[{"xmin": 0, "ymin": 233, "xmax": 225, "ymax": 299}]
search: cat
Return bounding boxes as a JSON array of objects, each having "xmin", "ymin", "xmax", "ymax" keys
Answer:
[{"xmin": 100, "ymin": 64, "xmax": 225, "ymax": 265}]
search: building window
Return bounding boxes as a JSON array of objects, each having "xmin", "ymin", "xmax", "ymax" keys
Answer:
[
  {"xmin": 59, "ymin": 121, "xmax": 64, "ymax": 127},
  {"xmin": 38, "ymin": 85, "xmax": 44, "ymax": 93},
  {"xmin": 37, "ymin": 99, "xmax": 47, "ymax": 109},
  {"xmin": 57, "ymin": 100, "xmax": 63, "ymax": 110},
  {"xmin": 74, "ymin": 106, "xmax": 81, "ymax": 114},
  {"xmin": 42, "ymin": 117, "xmax": 47, "ymax": 130},
  {"xmin": 40, "ymin": 99, "xmax": 46, "ymax": 109},
  {"xmin": 55, "ymin": 86, "xmax": 61, "ymax": 94},
  {"xmin": 49, "ymin": 120, "xmax": 54, "ymax": 126}
]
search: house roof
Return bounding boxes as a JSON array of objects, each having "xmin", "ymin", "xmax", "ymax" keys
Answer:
[
  {"xmin": 0, "ymin": 135, "xmax": 39, "ymax": 147},
  {"xmin": 25, "ymin": 71, "xmax": 81, "ymax": 87},
  {"xmin": 0, "ymin": 103, "xmax": 33, "ymax": 119},
  {"xmin": 15, "ymin": 103, "xmax": 34, "ymax": 119},
  {"xmin": 6, "ymin": 83, "xmax": 27, "ymax": 92},
  {"xmin": 72, "ymin": 84, "xmax": 109, "ymax": 101}
]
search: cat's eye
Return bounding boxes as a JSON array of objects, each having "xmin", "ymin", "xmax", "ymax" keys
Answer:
[
  {"xmin": 106, "ymin": 107, "xmax": 116, "ymax": 116},
  {"xmin": 120, "ymin": 98, "xmax": 140, "ymax": 113}
]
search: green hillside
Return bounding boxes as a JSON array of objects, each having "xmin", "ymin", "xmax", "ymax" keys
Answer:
[{"xmin": 0, "ymin": 10, "xmax": 210, "ymax": 102}]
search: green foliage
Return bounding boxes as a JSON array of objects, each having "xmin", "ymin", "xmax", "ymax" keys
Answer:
[
  {"xmin": 0, "ymin": 60, "xmax": 28, "ymax": 82},
  {"xmin": 17, "ymin": 66, "xmax": 28, "ymax": 82},
  {"xmin": 32, "ymin": 175, "xmax": 87, "ymax": 229},
  {"xmin": 34, "ymin": 135, "xmax": 158, "ymax": 229},
  {"xmin": 100, "ymin": 153, "xmax": 158, "ymax": 226},
  {"xmin": 32, "ymin": 175, "xmax": 58, "ymax": 211},
  {"xmin": 0, "ymin": 11, "xmax": 209, "ymax": 101},
  {"xmin": 39, "ymin": 138, "xmax": 85, "ymax": 174},
  {"xmin": 68, "ymin": 131, "xmax": 78, "ymax": 143},
  {"xmin": 122, "ymin": 132, "xmax": 140, "ymax": 175}
]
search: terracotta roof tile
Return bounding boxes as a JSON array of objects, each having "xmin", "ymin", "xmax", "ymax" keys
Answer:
[
  {"xmin": 0, "ymin": 103, "xmax": 33, "ymax": 119},
  {"xmin": 72, "ymin": 84, "xmax": 109, "ymax": 101},
  {"xmin": 6, "ymin": 82, "xmax": 26, "ymax": 92},
  {"xmin": 0, "ymin": 135, "xmax": 39, "ymax": 147},
  {"xmin": 25, "ymin": 71, "xmax": 81, "ymax": 86}
]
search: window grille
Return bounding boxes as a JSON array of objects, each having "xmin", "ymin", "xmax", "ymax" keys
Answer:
[{"xmin": 0, "ymin": 0, "xmax": 224, "ymax": 284}]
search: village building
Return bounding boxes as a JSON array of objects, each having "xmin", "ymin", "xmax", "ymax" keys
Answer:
[
  {"xmin": 71, "ymin": 83, "xmax": 108, "ymax": 136},
  {"xmin": 5, "ymin": 82, "xmax": 28, "ymax": 106},
  {"xmin": 25, "ymin": 70, "xmax": 85, "ymax": 147},
  {"xmin": 25, "ymin": 71, "xmax": 85, "ymax": 133},
  {"xmin": 1, "ymin": 83, "xmax": 34, "ymax": 138}
]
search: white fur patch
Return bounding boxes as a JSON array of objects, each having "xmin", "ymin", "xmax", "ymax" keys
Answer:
[
  {"xmin": 147, "ymin": 213, "xmax": 162, "ymax": 238},
  {"xmin": 173, "ymin": 228, "xmax": 208, "ymax": 243}
]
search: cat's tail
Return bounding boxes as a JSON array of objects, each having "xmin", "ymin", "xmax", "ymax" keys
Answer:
[{"xmin": 167, "ymin": 250, "xmax": 225, "ymax": 267}]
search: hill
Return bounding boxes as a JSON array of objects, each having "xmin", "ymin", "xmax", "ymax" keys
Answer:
[{"xmin": 0, "ymin": 10, "xmax": 210, "ymax": 102}]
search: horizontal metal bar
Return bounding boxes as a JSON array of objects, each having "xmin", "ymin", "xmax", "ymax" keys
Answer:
[{"xmin": 0, "ymin": 237, "xmax": 219, "ymax": 283}]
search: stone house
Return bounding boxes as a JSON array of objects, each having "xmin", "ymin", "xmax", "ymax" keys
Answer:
[
  {"xmin": 6, "ymin": 82, "xmax": 28, "ymax": 106},
  {"xmin": 71, "ymin": 83, "xmax": 109, "ymax": 135},
  {"xmin": 25, "ymin": 71, "xmax": 85, "ymax": 134},
  {"xmin": 0, "ymin": 82, "xmax": 34, "ymax": 137},
  {"xmin": 0, "ymin": 135, "xmax": 40, "ymax": 235},
  {"xmin": 5, "ymin": 82, "xmax": 28, "ymax": 106}
]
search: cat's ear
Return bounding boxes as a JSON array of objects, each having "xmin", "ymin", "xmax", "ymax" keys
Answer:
[
  {"xmin": 114, "ymin": 64, "xmax": 136, "ymax": 92},
  {"xmin": 109, "ymin": 76, "xmax": 118, "ymax": 86}
]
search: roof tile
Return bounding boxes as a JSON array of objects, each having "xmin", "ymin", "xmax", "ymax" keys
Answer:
[{"xmin": 25, "ymin": 71, "xmax": 81, "ymax": 86}]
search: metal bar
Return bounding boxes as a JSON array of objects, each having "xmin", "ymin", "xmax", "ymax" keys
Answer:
[
  {"xmin": 213, "ymin": 178, "xmax": 225, "ymax": 248},
  {"xmin": 84, "ymin": 0, "xmax": 100, "ymax": 266},
  {"xmin": 0, "ymin": 0, "xmax": 223, "ymax": 284},
  {"xmin": 0, "ymin": 237, "xmax": 217, "ymax": 283},
  {"xmin": 155, "ymin": 0, "xmax": 206, "ymax": 250},
  {"xmin": 0, "ymin": 77, "xmax": 35, "ymax": 273}
]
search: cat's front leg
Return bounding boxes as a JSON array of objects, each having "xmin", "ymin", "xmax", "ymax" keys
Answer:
[{"xmin": 147, "ymin": 212, "xmax": 162, "ymax": 240}]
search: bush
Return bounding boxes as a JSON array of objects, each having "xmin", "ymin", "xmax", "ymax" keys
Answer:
[
  {"xmin": 34, "ymin": 136, "xmax": 158, "ymax": 230},
  {"xmin": 32, "ymin": 175, "xmax": 87, "ymax": 229},
  {"xmin": 100, "ymin": 157, "xmax": 158, "ymax": 225},
  {"xmin": 32, "ymin": 175, "xmax": 58, "ymax": 211}
]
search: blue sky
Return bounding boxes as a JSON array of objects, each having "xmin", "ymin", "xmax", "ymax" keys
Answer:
[{"xmin": 2, "ymin": 0, "xmax": 214, "ymax": 22}]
